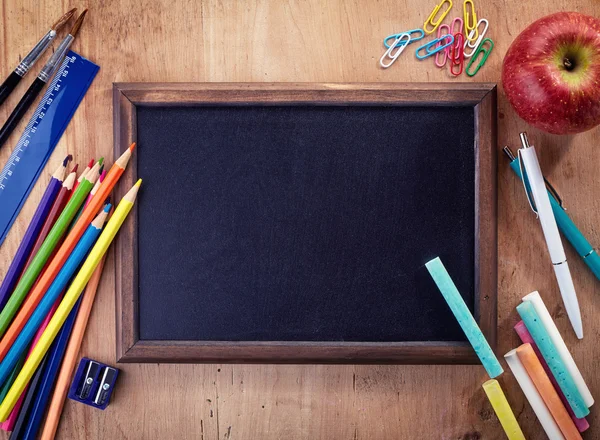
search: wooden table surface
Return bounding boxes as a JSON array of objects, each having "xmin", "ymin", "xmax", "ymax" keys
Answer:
[{"xmin": 1, "ymin": 0, "xmax": 600, "ymax": 439}]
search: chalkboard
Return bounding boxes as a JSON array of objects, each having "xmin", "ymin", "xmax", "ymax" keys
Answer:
[{"xmin": 113, "ymin": 83, "xmax": 497, "ymax": 364}]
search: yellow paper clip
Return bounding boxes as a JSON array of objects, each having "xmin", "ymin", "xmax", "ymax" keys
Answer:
[
  {"xmin": 424, "ymin": 0, "xmax": 453, "ymax": 34},
  {"xmin": 463, "ymin": 0, "xmax": 478, "ymax": 41}
]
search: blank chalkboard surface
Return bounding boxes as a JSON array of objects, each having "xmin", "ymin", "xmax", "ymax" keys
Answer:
[{"xmin": 113, "ymin": 83, "xmax": 497, "ymax": 364}]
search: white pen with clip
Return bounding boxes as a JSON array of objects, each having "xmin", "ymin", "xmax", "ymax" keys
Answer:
[{"xmin": 518, "ymin": 132, "xmax": 583, "ymax": 339}]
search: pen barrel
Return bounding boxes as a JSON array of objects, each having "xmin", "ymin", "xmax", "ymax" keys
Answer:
[
  {"xmin": 15, "ymin": 29, "xmax": 57, "ymax": 77},
  {"xmin": 38, "ymin": 35, "xmax": 73, "ymax": 83},
  {"xmin": 0, "ymin": 72, "xmax": 22, "ymax": 108},
  {"xmin": 0, "ymin": 79, "xmax": 46, "ymax": 149},
  {"xmin": 553, "ymin": 262, "xmax": 583, "ymax": 339},
  {"xmin": 520, "ymin": 147, "xmax": 567, "ymax": 263},
  {"xmin": 549, "ymin": 196, "xmax": 594, "ymax": 258}
]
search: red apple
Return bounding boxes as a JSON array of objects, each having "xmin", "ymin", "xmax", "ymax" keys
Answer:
[{"xmin": 502, "ymin": 12, "xmax": 600, "ymax": 135}]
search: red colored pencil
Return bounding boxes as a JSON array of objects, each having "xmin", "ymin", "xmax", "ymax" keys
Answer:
[{"xmin": 72, "ymin": 159, "xmax": 93, "ymax": 194}]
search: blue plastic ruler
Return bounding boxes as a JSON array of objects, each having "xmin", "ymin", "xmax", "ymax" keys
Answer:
[{"xmin": 0, "ymin": 50, "xmax": 99, "ymax": 246}]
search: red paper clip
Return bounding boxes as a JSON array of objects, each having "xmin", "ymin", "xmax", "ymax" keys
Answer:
[{"xmin": 450, "ymin": 33, "xmax": 465, "ymax": 76}]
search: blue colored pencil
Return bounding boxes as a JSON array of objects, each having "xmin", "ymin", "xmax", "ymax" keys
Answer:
[
  {"xmin": 0, "ymin": 158, "xmax": 69, "ymax": 311},
  {"xmin": 8, "ymin": 353, "xmax": 50, "ymax": 440},
  {"xmin": 0, "ymin": 205, "xmax": 110, "ymax": 388},
  {"xmin": 19, "ymin": 299, "xmax": 81, "ymax": 439}
]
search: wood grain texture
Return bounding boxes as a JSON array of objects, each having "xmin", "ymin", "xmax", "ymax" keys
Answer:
[
  {"xmin": 113, "ymin": 82, "xmax": 497, "ymax": 364},
  {"xmin": 0, "ymin": 0, "xmax": 599, "ymax": 438}
]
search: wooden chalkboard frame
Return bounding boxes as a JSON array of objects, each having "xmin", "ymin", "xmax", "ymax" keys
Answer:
[{"xmin": 112, "ymin": 83, "xmax": 497, "ymax": 364}]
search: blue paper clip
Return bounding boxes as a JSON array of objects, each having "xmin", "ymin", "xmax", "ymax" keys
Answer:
[
  {"xmin": 415, "ymin": 34, "xmax": 454, "ymax": 59},
  {"xmin": 383, "ymin": 29, "xmax": 425, "ymax": 48}
]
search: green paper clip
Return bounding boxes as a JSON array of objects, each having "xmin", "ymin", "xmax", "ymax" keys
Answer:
[{"xmin": 466, "ymin": 38, "xmax": 494, "ymax": 77}]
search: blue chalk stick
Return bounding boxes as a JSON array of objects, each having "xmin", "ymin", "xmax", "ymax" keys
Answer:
[
  {"xmin": 516, "ymin": 301, "xmax": 589, "ymax": 418},
  {"xmin": 425, "ymin": 257, "xmax": 503, "ymax": 378}
]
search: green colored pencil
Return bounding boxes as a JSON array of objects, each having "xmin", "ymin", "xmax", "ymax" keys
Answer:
[{"xmin": 0, "ymin": 164, "xmax": 99, "ymax": 337}]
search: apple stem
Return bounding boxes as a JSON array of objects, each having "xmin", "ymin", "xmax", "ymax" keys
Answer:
[{"xmin": 563, "ymin": 57, "xmax": 575, "ymax": 71}]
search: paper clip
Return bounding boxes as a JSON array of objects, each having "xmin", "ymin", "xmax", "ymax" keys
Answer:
[
  {"xmin": 464, "ymin": 18, "xmax": 489, "ymax": 58},
  {"xmin": 450, "ymin": 33, "xmax": 465, "ymax": 76},
  {"xmin": 450, "ymin": 17, "xmax": 464, "ymax": 35},
  {"xmin": 434, "ymin": 24, "xmax": 451, "ymax": 67},
  {"xmin": 383, "ymin": 29, "xmax": 425, "ymax": 48},
  {"xmin": 380, "ymin": 33, "xmax": 411, "ymax": 68},
  {"xmin": 466, "ymin": 37, "xmax": 494, "ymax": 76},
  {"xmin": 424, "ymin": 0, "xmax": 453, "ymax": 34},
  {"xmin": 463, "ymin": 0, "xmax": 478, "ymax": 41},
  {"xmin": 416, "ymin": 34, "xmax": 454, "ymax": 59}
]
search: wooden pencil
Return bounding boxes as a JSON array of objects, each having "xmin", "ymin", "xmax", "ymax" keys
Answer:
[
  {"xmin": 39, "ymin": 232, "xmax": 110, "ymax": 440},
  {"xmin": 0, "ymin": 206, "xmax": 110, "ymax": 386},
  {"xmin": 19, "ymin": 169, "xmax": 77, "ymax": 279},
  {"xmin": 0, "ymin": 157, "xmax": 68, "ymax": 311},
  {"xmin": 0, "ymin": 180, "xmax": 141, "ymax": 421},
  {"xmin": 516, "ymin": 344, "xmax": 581, "ymax": 440},
  {"xmin": 0, "ymin": 294, "xmax": 63, "ymax": 432},
  {"xmin": 0, "ymin": 163, "xmax": 98, "ymax": 343},
  {"xmin": 0, "ymin": 148, "xmax": 133, "ymax": 358},
  {"xmin": 72, "ymin": 159, "xmax": 94, "ymax": 194}
]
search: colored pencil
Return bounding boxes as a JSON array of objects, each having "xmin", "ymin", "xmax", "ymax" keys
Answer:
[
  {"xmin": 0, "ymin": 149, "xmax": 131, "ymax": 356},
  {"xmin": 516, "ymin": 344, "xmax": 581, "ymax": 440},
  {"xmin": 16, "ymin": 203, "xmax": 110, "ymax": 437},
  {"xmin": 40, "ymin": 252, "xmax": 109, "ymax": 440},
  {"xmin": 71, "ymin": 166, "xmax": 106, "ymax": 226},
  {"xmin": 514, "ymin": 321, "xmax": 589, "ymax": 432},
  {"xmin": 0, "ymin": 157, "xmax": 68, "ymax": 311},
  {"xmin": 0, "ymin": 164, "xmax": 100, "ymax": 349},
  {"xmin": 0, "ymin": 294, "xmax": 62, "ymax": 432},
  {"xmin": 72, "ymin": 159, "xmax": 94, "ymax": 193},
  {"xmin": 0, "ymin": 180, "xmax": 141, "ymax": 420},
  {"xmin": 20, "ymin": 299, "xmax": 82, "ymax": 440},
  {"xmin": 19, "ymin": 168, "xmax": 77, "ymax": 278},
  {"xmin": 0, "ymin": 206, "xmax": 110, "ymax": 386},
  {"xmin": 8, "ymin": 354, "xmax": 50, "ymax": 440}
]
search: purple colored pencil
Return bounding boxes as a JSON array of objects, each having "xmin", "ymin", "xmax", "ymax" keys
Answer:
[{"xmin": 0, "ymin": 156, "xmax": 70, "ymax": 311}]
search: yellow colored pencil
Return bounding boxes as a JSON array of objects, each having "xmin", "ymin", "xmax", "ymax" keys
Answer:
[{"xmin": 0, "ymin": 179, "xmax": 141, "ymax": 421}]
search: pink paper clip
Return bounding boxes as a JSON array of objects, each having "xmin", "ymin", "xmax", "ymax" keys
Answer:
[
  {"xmin": 434, "ymin": 24, "xmax": 451, "ymax": 67},
  {"xmin": 450, "ymin": 32, "xmax": 465, "ymax": 76},
  {"xmin": 450, "ymin": 17, "xmax": 464, "ymax": 35}
]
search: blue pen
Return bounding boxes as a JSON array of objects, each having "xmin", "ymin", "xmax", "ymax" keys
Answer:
[
  {"xmin": 504, "ymin": 147, "xmax": 600, "ymax": 282},
  {"xmin": 0, "ymin": 205, "xmax": 110, "ymax": 388}
]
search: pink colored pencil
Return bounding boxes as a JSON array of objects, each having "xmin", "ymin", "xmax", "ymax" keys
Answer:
[{"xmin": 515, "ymin": 321, "xmax": 589, "ymax": 432}]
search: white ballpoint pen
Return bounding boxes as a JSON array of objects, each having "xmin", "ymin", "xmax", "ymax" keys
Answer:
[{"xmin": 518, "ymin": 132, "xmax": 583, "ymax": 339}]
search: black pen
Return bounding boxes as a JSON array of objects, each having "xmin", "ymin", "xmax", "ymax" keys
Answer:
[
  {"xmin": 0, "ymin": 8, "xmax": 76, "ymax": 108},
  {"xmin": 0, "ymin": 9, "xmax": 87, "ymax": 150}
]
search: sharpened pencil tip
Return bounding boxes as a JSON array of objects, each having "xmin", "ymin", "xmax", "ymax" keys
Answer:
[
  {"xmin": 87, "ymin": 159, "xmax": 95, "ymax": 169},
  {"xmin": 103, "ymin": 204, "xmax": 111, "ymax": 213},
  {"xmin": 51, "ymin": 8, "xmax": 77, "ymax": 30},
  {"xmin": 99, "ymin": 170, "xmax": 107, "ymax": 182},
  {"xmin": 135, "ymin": 178, "xmax": 142, "ymax": 187},
  {"xmin": 71, "ymin": 164, "xmax": 79, "ymax": 173},
  {"xmin": 98, "ymin": 157, "xmax": 104, "ymax": 166},
  {"xmin": 105, "ymin": 196, "xmax": 111, "ymax": 205},
  {"xmin": 69, "ymin": 9, "xmax": 88, "ymax": 38},
  {"xmin": 99, "ymin": 164, "xmax": 105, "ymax": 175},
  {"xmin": 62, "ymin": 155, "xmax": 73, "ymax": 167},
  {"xmin": 129, "ymin": 142, "xmax": 136, "ymax": 152}
]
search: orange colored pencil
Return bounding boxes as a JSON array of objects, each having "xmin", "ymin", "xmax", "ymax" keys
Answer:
[
  {"xmin": 0, "ymin": 147, "xmax": 132, "ymax": 360},
  {"xmin": 516, "ymin": 344, "xmax": 581, "ymax": 440}
]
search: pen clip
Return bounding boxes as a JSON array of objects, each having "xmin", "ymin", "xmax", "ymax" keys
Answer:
[
  {"xmin": 543, "ymin": 177, "xmax": 564, "ymax": 209},
  {"xmin": 517, "ymin": 149, "xmax": 538, "ymax": 217}
]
